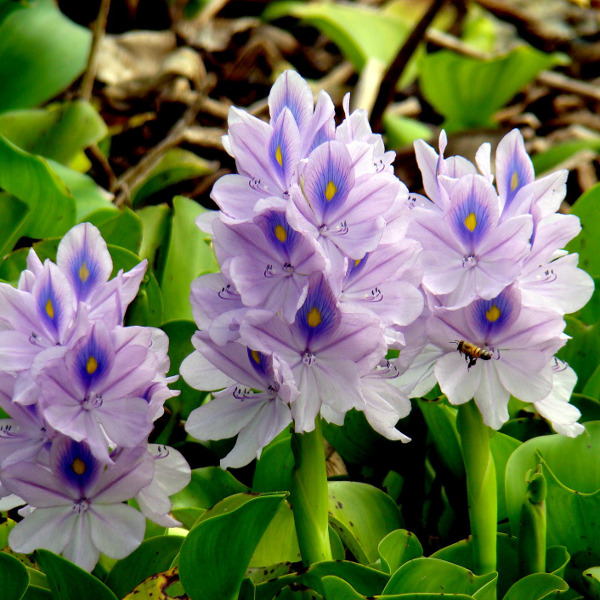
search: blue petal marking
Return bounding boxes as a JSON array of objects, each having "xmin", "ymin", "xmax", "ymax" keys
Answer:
[{"xmin": 56, "ymin": 439, "xmax": 100, "ymax": 494}]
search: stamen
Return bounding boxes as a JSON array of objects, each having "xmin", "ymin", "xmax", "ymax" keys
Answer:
[
  {"xmin": 264, "ymin": 264, "xmax": 275, "ymax": 278},
  {"xmin": 464, "ymin": 212, "xmax": 477, "ymax": 232},
  {"xmin": 366, "ymin": 288, "xmax": 383, "ymax": 302},
  {"xmin": 302, "ymin": 351, "xmax": 316, "ymax": 366},
  {"xmin": 82, "ymin": 392, "xmax": 103, "ymax": 410},
  {"xmin": 462, "ymin": 254, "xmax": 478, "ymax": 269},
  {"xmin": 218, "ymin": 284, "xmax": 239, "ymax": 300},
  {"xmin": 73, "ymin": 498, "xmax": 90, "ymax": 514}
]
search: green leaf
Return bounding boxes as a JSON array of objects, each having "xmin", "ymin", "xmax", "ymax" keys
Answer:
[
  {"xmin": 0, "ymin": 0, "xmax": 91, "ymax": 113},
  {"xmin": 263, "ymin": 1, "xmax": 409, "ymax": 71},
  {"xmin": 0, "ymin": 101, "xmax": 107, "ymax": 165},
  {"xmin": 570, "ymin": 394, "xmax": 600, "ymax": 422},
  {"xmin": 557, "ymin": 316, "xmax": 600, "ymax": 393},
  {"xmin": 0, "ymin": 551, "xmax": 29, "ymax": 600},
  {"xmin": 161, "ymin": 320, "xmax": 205, "ymax": 422},
  {"xmin": 47, "ymin": 160, "xmax": 117, "ymax": 223},
  {"xmin": 327, "ymin": 481, "xmax": 403, "ymax": 564},
  {"xmin": 35, "ymin": 550, "xmax": 118, "ymax": 600},
  {"xmin": 0, "ymin": 133, "xmax": 76, "ymax": 238},
  {"xmin": 250, "ymin": 500, "xmax": 301, "ymax": 566},
  {"xmin": 0, "ymin": 193, "xmax": 29, "ymax": 258},
  {"xmin": 383, "ymin": 557, "xmax": 496, "ymax": 597},
  {"xmin": 378, "ymin": 529, "xmax": 423, "ymax": 574},
  {"xmin": 104, "ymin": 535, "xmax": 184, "ymax": 599},
  {"xmin": 505, "ymin": 422, "xmax": 600, "ymax": 568},
  {"xmin": 583, "ymin": 566, "xmax": 600, "ymax": 600},
  {"xmin": 179, "ymin": 493, "xmax": 287, "ymax": 600},
  {"xmin": 137, "ymin": 204, "xmax": 171, "ymax": 264},
  {"xmin": 120, "ymin": 566, "xmax": 181, "ymax": 600},
  {"xmin": 160, "ymin": 196, "xmax": 219, "ymax": 323},
  {"xmin": 131, "ymin": 148, "xmax": 217, "ymax": 206},
  {"xmin": 170, "ymin": 467, "xmax": 249, "ymax": 513},
  {"xmin": 503, "ymin": 573, "xmax": 569, "ymax": 600},
  {"xmin": 22, "ymin": 586, "xmax": 52, "ymax": 600},
  {"xmin": 89, "ymin": 207, "xmax": 143, "ymax": 254},
  {"xmin": 566, "ymin": 182, "xmax": 600, "ymax": 279},
  {"xmin": 532, "ymin": 139, "xmax": 600, "ymax": 176},
  {"xmin": 383, "ymin": 114, "xmax": 433, "ymax": 150},
  {"xmin": 253, "ymin": 435, "xmax": 294, "ymax": 493},
  {"xmin": 419, "ymin": 46, "xmax": 565, "ymax": 132}
]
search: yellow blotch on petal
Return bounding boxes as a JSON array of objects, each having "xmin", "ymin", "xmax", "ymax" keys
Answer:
[
  {"xmin": 72, "ymin": 457, "xmax": 86, "ymax": 475},
  {"xmin": 354, "ymin": 258, "xmax": 361, "ymax": 267},
  {"xmin": 274, "ymin": 224, "xmax": 287, "ymax": 243},
  {"xmin": 250, "ymin": 350, "xmax": 261, "ymax": 364},
  {"xmin": 45, "ymin": 299, "xmax": 54, "ymax": 319},
  {"xmin": 275, "ymin": 145, "xmax": 283, "ymax": 167},
  {"xmin": 510, "ymin": 171, "xmax": 519, "ymax": 192},
  {"xmin": 464, "ymin": 212, "xmax": 477, "ymax": 232},
  {"xmin": 307, "ymin": 307, "xmax": 322, "ymax": 328},
  {"xmin": 79, "ymin": 261, "xmax": 90, "ymax": 282},
  {"xmin": 86, "ymin": 356, "xmax": 98, "ymax": 375},
  {"xmin": 486, "ymin": 305, "xmax": 501, "ymax": 322},
  {"xmin": 325, "ymin": 181, "xmax": 337, "ymax": 201}
]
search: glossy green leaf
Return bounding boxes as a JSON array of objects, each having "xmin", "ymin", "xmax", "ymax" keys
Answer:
[
  {"xmin": 383, "ymin": 557, "xmax": 496, "ymax": 597},
  {"xmin": 47, "ymin": 160, "xmax": 117, "ymax": 223},
  {"xmin": 263, "ymin": 1, "xmax": 410, "ymax": 71},
  {"xmin": 0, "ymin": 0, "xmax": 90, "ymax": 113},
  {"xmin": 503, "ymin": 573, "xmax": 569, "ymax": 600},
  {"xmin": 328, "ymin": 481, "xmax": 403, "ymax": 564},
  {"xmin": 574, "ymin": 278, "xmax": 600, "ymax": 326},
  {"xmin": 160, "ymin": 320, "xmax": 205, "ymax": 422},
  {"xmin": 0, "ymin": 193, "xmax": 28, "ymax": 258},
  {"xmin": 250, "ymin": 500, "xmax": 301, "ymax": 566},
  {"xmin": 0, "ymin": 101, "xmax": 107, "ymax": 165},
  {"xmin": 170, "ymin": 467, "xmax": 249, "ymax": 513},
  {"xmin": 22, "ymin": 587, "xmax": 52, "ymax": 600},
  {"xmin": 121, "ymin": 566, "xmax": 181, "ymax": 600},
  {"xmin": 532, "ymin": 139, "xmax": 600, "ymax": 176},
  {"xmin": 384, "ymin": 114, "xmax": 433, "ymax": 150},
  {"xmin": 137, "ymin": 204, "xmax": 171, "ymax": 264},
  {"xmin": 505, "ymin": 422, "xmax": 600, "ymax": 568},
  {"xmin": 566, "ymin": 182, "xmax": 600, "ymax": 279},
  {"xmin": 0, "ymin": 551, "xmax": 29, "ymax": 600},
  {"xmin": 583, "ymin": 566, "xmax": 600, "ymax": 600},
  {"xmin": 253, "ymin": 435, "xmax": 293, "ymax": 493},
  {"xmin": 36, "ymin": 550, "xmax": 118, "ymax": 600},
  {"xmin": 557, "ymin": 316, "xmax": 600, "ymax": 394},
  {"xmin": 319, "ymin": 576, "xmax": 364, "ymax": 600},
  {"xmin": 160, "ymin": 196, "xmax": 219, "ymax": 323},
  {"xmin": 104, "ymin": 535, "xmax": 184, "ymax": 599},
  {"xmin": 89, "ymin": 207, "xmax": 143, "ymax": 254},
  {"xmin": 419, "ymin": 47, "xmax": 565, "ymax": 132},
  {"xmin": 179, "ymin": 493, "xmax": 286, "ymax": 600},
  {"xmin": 131, "ymin": 148, "xmax": 217, "ymax": 206},
  {"xmin": 0, "ymin": 133, "xmax": 76, "ymax": 238},
  {"xmin": 378, "ymin": 529, "xmax": 423, "ymax": 574}
]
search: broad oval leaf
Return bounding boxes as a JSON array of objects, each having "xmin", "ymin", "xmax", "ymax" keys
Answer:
[
  {"xmin": 0, "ymin": 551, "xmax": 29, "ymax": 600},
  {"xmin": 179, "ymin": 492, "xmax": 287, "ymax": 600},
  {"xmin": 503, "ymin": 573, "xmax": 568, "ymax": 600},
  {"xmin": 378, "ymin": 529, "xmax": 423, "ymax": 575}
]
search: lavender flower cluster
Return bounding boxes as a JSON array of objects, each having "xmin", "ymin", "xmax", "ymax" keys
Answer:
[
  {"xmin": 182, "ymin": 71, "xmax": 592, "ymax": 467},
  {"xmin": 399, "ymin": 130, "xmax": 593, "ymax": 433},
  {"xmin": 0, "ymin": 224, "xmax": 190, "ymax": 571},
  {"xmin": 180, "ymin": 71, "xmax": 425, "ymax": 468}
]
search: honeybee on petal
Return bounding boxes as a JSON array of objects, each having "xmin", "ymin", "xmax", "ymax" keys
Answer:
[{"xmin": 454, "ymin": 340, "xmax": 494, "ymax": 370}]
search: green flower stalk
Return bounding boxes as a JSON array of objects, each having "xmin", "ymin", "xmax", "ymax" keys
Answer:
[
  {"xmin": 290, "ymin": 419, "xmax": 333, "ymax": 565},
  {"xmin": 457, "ymin": 400, "xmax": 497, "ymax": 576},
  {"xmin": 518, "ymin": 465, "xmax": 547, "ymax": 576}
]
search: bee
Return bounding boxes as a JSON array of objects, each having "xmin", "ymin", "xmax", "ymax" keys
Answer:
[{"xmin": 455, "ymin": 340, "xmax": 493, "ymax": 370}]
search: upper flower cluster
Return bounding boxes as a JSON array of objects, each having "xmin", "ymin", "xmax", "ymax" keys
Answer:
[
  {"xmin": 182, "ymin": 71, "xmax": 424, "ymax": 468},
  {"xmin": 399, "ymin": 130, "xmax": 593, "ymax": 434},
  {"xmin": 0, "ymin": 223, "xmax": 189, "ymax": 571}
]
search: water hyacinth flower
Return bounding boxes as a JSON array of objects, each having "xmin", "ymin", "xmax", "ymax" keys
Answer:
[
  {"xmin": 0, "ymin": 222, "xmax": 188, "ymax": 570},
  {"xmin": 402, "ymin": 128, "xmax": 593, "ymax": 435},
  {"xmin": 183, "ymin": 70, "xmax": 423, "ymax": 467}
]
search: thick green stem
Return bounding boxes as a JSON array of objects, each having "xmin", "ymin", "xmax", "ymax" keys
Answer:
[
  {"xmin": 290, "ymin": 419, "xmax": 332, "ymax": 565},
  {"xmin": 457, "ymin": 400, "xmax": 497, "ymax": 575}
]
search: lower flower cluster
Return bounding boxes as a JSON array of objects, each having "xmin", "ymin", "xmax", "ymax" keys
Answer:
[{"xmin": 0, "ymin": 223, "xmax": 189, "ymax": 571}]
